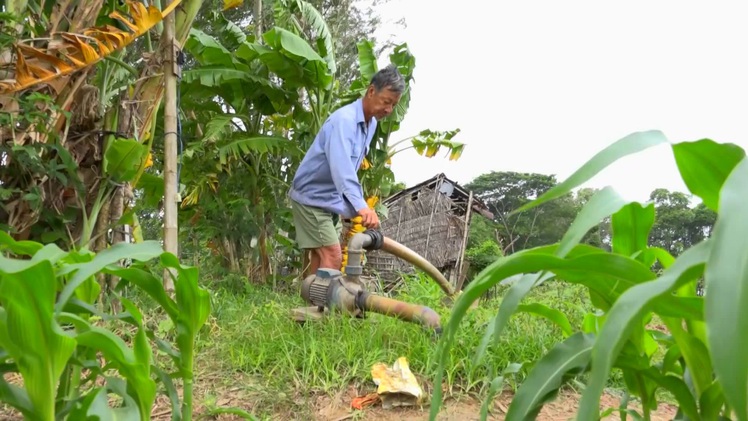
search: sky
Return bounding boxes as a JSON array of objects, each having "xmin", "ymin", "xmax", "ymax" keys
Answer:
[{"xmin": 371, "ymin": 0, "xmax": 748, "ymax": 203}]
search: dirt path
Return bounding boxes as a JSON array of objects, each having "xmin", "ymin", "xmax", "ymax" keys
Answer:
[{"xmin": 311, "ymin": 389, "xmax": 677, "ymax": 421}]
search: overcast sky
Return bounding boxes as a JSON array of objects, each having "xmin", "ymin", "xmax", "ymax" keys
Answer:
[{"xmin": 372, "ymin": 0, "xmax": 748, "ymax": 203}]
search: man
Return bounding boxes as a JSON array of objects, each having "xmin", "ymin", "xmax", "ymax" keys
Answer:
[{"xmin": 289, "ymin": 64, "xmax": 405, "ymax": 277}]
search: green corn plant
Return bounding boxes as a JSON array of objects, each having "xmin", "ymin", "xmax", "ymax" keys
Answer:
[
  {"xmin": 0, "ymin": 234, "xmax": 211, "ymax": 421},
  {"xmin": 429, "ymin": 130, "xmax": 747, "ymax": 420}
]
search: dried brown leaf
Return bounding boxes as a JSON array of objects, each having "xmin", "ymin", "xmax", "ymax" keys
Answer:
[
  {"xmin": 0, "ymin": 0, "xmax": 183, "ymax": 94},
  {"xmin": 17, "ymin": 44, "xmax": 74, "ymax": 74}
]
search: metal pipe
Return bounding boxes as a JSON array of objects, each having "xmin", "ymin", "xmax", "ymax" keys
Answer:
[
  {"xmin": 361, "ymin": 292, "xmax": 441, "ymax": 333},
  {"xmin": 343, "ymin": 232, "xmax": 373, "ymax": 278},
  {"xmin": 299, "ymin": 231, "xmax": 449, "ymax": 333},
  {"xmin": 380, "ymin": 236, "xmax": 455, "ymax": 298}
]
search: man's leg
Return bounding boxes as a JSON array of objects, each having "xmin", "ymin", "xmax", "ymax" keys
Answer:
[
  {"xmin": 291, "ymin": 200, "xmax": 343, "ymax": 276},
  {"xmin": 314, "ymin": 214, "xmax": 342, "ymax": 271}
]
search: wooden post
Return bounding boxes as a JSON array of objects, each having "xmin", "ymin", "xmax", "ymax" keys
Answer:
[
  {"xmin": 423, "ymin": 175, "xmax": 444, "ymax": 261},
  {"xmin": 454, "ymin": 191, "xmax": 474, "ymax": 290},
  {"xmin": 162, "ymin": 1, "xmax": 179, "ymax": 291},
  {"xmin": 253, "ymin": 0, "xmax": 263, "ymax": 39}
]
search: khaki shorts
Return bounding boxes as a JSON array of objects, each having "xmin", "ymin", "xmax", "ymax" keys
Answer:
[{"xmin": 291, "ymin": 199, "xmax": 342, "ymax": 249}]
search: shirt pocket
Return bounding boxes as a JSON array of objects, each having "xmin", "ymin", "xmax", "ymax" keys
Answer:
[{"xmin": 349, "ymin": 138, "xmax": 363, "ymax": 160}]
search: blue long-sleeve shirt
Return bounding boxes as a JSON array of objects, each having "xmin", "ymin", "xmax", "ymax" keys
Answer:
[{"xmin": 289, "ymin": 98, "xmax": 377, "ymax": 218}]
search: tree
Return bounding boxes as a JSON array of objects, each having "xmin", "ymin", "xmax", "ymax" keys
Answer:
[
  {"xmin": 194, "ymin": 0, "xmax": 402, "ymax": 89},
  {"xmin": 465, "ymin": 171, "xmax": 579, "ymax": 254},
  {"xmin": 648, "ymin": 188, "xmax": 716, "ymax": 257}
]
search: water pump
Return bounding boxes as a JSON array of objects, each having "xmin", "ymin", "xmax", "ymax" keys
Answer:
[{"xmin": 292, "ymin": 230, "xmax": 455, "ymax": 333}]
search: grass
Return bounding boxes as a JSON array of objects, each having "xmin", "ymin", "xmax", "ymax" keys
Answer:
[{"xmin": 178, "ymin": 273, "xmax": 607, "ymax": 418}]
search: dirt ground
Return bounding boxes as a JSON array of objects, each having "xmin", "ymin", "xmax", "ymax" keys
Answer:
[
  {"xmin": 1, "ymin": 372, "xmax": 679, "ymax": 420},
  {"xmin": 0, "ymin": 373, "xmax": 677, "ymax": 421},
  {"xmin": 163, "ymin": 374, "xmax": 678, "ymax": 421},
  {"xmin": 306, "ymin": 388, "xmax": 677, "ymax": 421}
]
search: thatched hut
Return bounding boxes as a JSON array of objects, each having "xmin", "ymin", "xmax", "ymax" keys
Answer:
[{"xmin": 361, "ymin": 173, "xmax": 493, "ymax": 290}]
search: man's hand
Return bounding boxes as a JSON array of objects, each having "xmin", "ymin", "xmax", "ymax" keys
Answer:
[{"xmin": 357, "ymin": 207, "xmax": 380, "ymax": 229}]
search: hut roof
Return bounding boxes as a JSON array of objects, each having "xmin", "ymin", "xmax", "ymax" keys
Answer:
[{"xmin": 384, "ymin": 173, "xmax": 494, "ymax": 219}]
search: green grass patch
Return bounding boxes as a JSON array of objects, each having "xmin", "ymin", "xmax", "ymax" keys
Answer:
[{"xmin": 188, "ymin": 273, "xmax": 607, "ymax": 415}]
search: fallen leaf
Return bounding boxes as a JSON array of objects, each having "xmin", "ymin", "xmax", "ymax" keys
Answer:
[{"xmin": 351, "ymin": 393, "xmax": 379, "ymax": 410}]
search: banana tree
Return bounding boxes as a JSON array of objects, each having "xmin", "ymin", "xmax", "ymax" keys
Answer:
[
  {"xmin": 0, "ymin": 0, "xmax": 183, "ymax": 248},
  {"xmin": 172, "ymin": 9, "xmax": 335, "ymax": 280}
]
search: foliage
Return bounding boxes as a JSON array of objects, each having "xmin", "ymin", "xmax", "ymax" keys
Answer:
[
  {"xmin": 463, "ymin": 170, "xmax": 714, "ymax": 261},
  {"xmin": 465, "ymin": 171, "xmax": 581, "ymax": 254},
  {"xmin": 196, "ymin": 0, "xmax": 401, "ymax": 89},
  {"xmin": 359, "ymin": 128, "xmax": 464, "ymax": 207},
  {"xmin": 430, "ymin": 131, "xmax": 746, "ymax": 420},
  {"xmin": 463, "ymin": 215, "xmax": 503, "ymax": 277},
  {"xmin": 465, "ymin": 239, "xmax": 503, "ymax": 276},
  {"xmin": 175, "ymin": 8, "xmax": 334, "ymax": 280},
  {"xmin": 0, "ymin": 234, "xmax": 211, "ymax": 420},
  {"xmin": 648, "ymin": 188, "xmax": 717, "ymax": 258},
  {"xmin": 173, "ymin": 5, "xmax": 439, "ymax": 280},
  {"xmin": 0, "ymin": 0, "xmax": 205, "ymax": 258},
  {"xmin": 0, "ymin": 92, "xmax": 75, "ymax": 239}
]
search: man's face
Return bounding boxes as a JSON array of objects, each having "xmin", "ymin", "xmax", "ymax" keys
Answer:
[{"xmin": 366, "ymin": 86, "xmax": 401, "ymax": 120}]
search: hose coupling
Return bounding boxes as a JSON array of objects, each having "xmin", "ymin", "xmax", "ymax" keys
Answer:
[{"xmin": 362, "ymin": 230, "xmax": 384, "ymax": 251}]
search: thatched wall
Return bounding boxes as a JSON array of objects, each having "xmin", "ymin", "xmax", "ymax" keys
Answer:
[{"xmin": 355, "ymin": 187, "xmax": 466, "ymax": 280}]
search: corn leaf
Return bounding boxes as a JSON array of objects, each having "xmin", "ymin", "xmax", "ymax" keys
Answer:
[
  {"xmin": 704, "ymin": 157, "xmax": 748, "ymax": 420},
  {"xmin": 671, "ymin": 138, "xmax": 746, "ymax": 211},
  {"xmin": 611, "ymin": 202, "xmax": 656, "ymax": 258},
  {"xmin": 516, "ymin": 303, "xmax": 573, "ymax": 337},
  {"xmin": 76, "ymin": 326, "xmax": 156, "ymax": 419},
  {"xmin": 576, "ymin": 241, "xmax": 710, "ymax": 420},
  {"xmin": 67, "ymin": 386, "xmax": 140, "ymax": 420},
  {"xmin": 472, "ymin": 187, "xmax": 627, "ymax": 366},
  {"xmin": 55, "ymin": 241, "xmax": 164, "ymax": 313},
  {"xmin": 161, "ymin": 253, "xmax": 211, "ymax": 337},
  {"xmin": 0, "ymin": 260, "xmax": 76, "ymax": 421},
  {"xmin": 505, "ymin": 332, "xmax": 595, "ymax": 420},
  {"xmin": 0, "ymin": 374, "xmax": 34, "ymax": 419},
  {"xmin": 0, "ymin": 231, "xmax": 43, "ymax": 256},
  {"xmin": 512, "ymin": 130, "xmax": 669, "ymax": 215},
  {"xmin": 107, "ymin": 267, "xmax": 179, "ymax": 321}
]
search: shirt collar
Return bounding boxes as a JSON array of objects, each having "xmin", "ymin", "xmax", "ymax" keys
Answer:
[{"xmin": 355, "ymin": 98, "xmax": 366, "ymax": 124}]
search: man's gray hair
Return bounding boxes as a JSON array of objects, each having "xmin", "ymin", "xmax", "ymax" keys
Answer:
[{"xmin": 370, "ymin": 64, "xmax": 406, "ymax": 94}]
